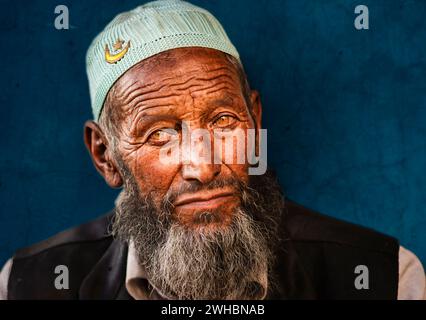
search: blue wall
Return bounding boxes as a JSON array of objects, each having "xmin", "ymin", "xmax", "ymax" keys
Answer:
[{"xmin": 1, "ymin": 0, "xmax": 425, "ymax": 267}]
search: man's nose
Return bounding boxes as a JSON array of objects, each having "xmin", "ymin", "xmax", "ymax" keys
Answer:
[{"xmin": 181, "ymin": 131, "xmax": 221, "ymax": 184}]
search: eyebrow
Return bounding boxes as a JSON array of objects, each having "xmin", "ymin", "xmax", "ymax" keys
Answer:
[
  {"xmin": 207, "ymin": 95, "xmax": 234, "ymax": 107},
  {"xmin": 207, "ymin": 89, "xmax": 242, "ymax": 104},
  {"xmin": 130, "ymin": 113, "xmax": 179, "ymax": 136},
  {"xmin": 205, "ymin": 93, "xmax": 247, "ymax": 113}
]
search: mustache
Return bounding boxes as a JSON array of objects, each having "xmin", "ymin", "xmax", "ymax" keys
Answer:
[{"xmin": 161, "ymin": 176, "xmax": 244, "ymax": 211}]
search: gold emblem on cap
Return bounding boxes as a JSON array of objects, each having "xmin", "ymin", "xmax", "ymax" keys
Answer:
[{"xmin": 105, "ymin": 38, "xmax": 131, "ymax": 64}]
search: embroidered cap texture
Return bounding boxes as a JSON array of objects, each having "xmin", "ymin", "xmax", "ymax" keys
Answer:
[{"xmin": 86, "ymin": 0, "xmax": 240, "ymax": 121}]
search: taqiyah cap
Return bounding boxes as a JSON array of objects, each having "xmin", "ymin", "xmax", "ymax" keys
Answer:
[{"xmin": 86, "ymin": 0, "xmax": 240, "ymax": 120}]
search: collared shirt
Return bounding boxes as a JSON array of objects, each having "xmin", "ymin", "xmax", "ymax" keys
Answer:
[{"xmin": 1, "ymin": 245, "xmax": 425, "ymax": 300}]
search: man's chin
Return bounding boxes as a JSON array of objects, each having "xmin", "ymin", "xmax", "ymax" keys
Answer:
[{"xmin": 173, "ymin": 202, "xmax": 240, "ymax": 230}]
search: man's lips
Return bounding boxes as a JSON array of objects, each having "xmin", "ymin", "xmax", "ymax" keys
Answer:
[{"xmin": 173, "ymin": 188, "xmax": 237, "ymax": 210}]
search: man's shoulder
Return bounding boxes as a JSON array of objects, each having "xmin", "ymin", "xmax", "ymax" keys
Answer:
[
  {"xmin": 273, "ymin": 200, "xmax": 400, "ymax": 299},
  {"xmin": 8, "ymin": 211, "xmax": 127, "ymax": 299},
  {"xmin": 14, "ymin": 212, "xmax": 114, "ymax": 260},
  {"xmin": 283, "ymin": 200, "xmax": 399, "ymax": 255}
]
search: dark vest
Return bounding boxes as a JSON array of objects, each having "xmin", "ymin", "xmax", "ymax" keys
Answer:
[{"xmin": 8, "ymin": 200, "xmax": 399, "ymax": 299}]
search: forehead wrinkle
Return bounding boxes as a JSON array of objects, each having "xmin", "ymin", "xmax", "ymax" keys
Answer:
[
  {"xmin": 115, "ymin": 74, "xmax": 196, "ymax": 113},
  {"xmin": 123, "ymin": 93, "xmax": 182, "ymax": 118},
  {"xmin": 153, "ymin": 63, "xmax": 239, "ymax": 89},
  {"xmin": 113, "ymin": 58, "xmax": 243, "ymax": 122},
  {"xmin": 160, "ymin": 75, "xmax": 237, "ymax": 97},
  {"xmin": 148, "ymin": 65, "xmax": 239, "ymax": 93},
  {"xmin": 189, "ymin": 81, "xmax": 237, "ymax": 97},
  {"xmin": 115, "ymin": 58, "xmax": 239, "ymax": 102},
  {"xmin": 187, "ymin": 67, "xmax": 242, "ymax": 96},
  {"xmin": 114, "ymin": 79, "xmax": 143, "ymax": 102},
  {"xmin": 124, "ymin": 74, "xmax": 237, "ymax": 112},
  {"xmin": 119, "ymin": 82, "xmax": 165, "ymax": 107},
  {"xmin": 161, "ymin": 65, "xmax": 240, "ymax": 96},
  {"xmin": 176, "ymin": 65, "xmax": 240, "ymax": 86},
  {"xmin": 117, "ymin": 79, "xmax": 181, "ymax": 117},
  {"xmin": 198, "ymin": 65, "xmax": 238, "ymax": 75},
  {"xmin": 114, "ymin": 70, "xmax": 184, "ymax": 108}
]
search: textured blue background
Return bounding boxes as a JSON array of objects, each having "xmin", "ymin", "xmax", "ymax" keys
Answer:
[{"xmin": 0, "ymin": 0, "xmax": 425, "ymax": 267}]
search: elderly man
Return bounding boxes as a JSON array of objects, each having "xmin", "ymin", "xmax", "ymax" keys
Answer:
[{"xmin": 1, "ymin": 0, "xmax": 425, "ymax": 300}]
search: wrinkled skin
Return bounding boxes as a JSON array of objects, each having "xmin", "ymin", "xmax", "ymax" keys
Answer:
[{"xmin": 84, "ymin": 47, "xmax": 263, "ymax": 229}]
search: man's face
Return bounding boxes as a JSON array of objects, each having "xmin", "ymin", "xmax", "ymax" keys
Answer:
[
  {"xmin": 87, "ymin": 47, "xmax": 283, "ymax": 299},
  {"xmin": 110, "ymin": 47, "xmax": 260, "ymax": 229}
]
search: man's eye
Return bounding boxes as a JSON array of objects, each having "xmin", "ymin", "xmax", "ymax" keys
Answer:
[
  {"xmin": 213, "ymin": 115, "xmax": 237, "ymax": 128},
  {"xmin": 147, "ymin": 129, "xmax": 178, "ymax": 145}
]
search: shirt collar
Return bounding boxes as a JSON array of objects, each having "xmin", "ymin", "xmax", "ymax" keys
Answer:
[{"xmin": 125, "ymin": 242, "xmax": 171, "ymax": 300}]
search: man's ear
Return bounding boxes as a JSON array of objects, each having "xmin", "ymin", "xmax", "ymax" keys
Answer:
[
  {"xmin": 84, "ymin": 121, "xmax": 123, "ymax": 188},
  {"xmin": 249, "ymin": 90, "xmax": 263, "ymax": 155}
]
